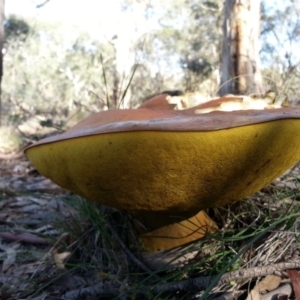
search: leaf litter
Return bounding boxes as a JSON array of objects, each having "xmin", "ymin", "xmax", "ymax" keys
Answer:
[{"xmin": 1, "ymin": 152, "xmax": 300, "ymax": 299}]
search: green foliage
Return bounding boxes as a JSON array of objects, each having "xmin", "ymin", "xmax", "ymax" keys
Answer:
[
  {"xmin": 132, "ymin": 0, "xmax": 221, "ymax": 92},
  {"xmin": 5, "ymin": 15, "xmax": 32, "ymax": 41},
  {"xmin": 55, "ymin": 185, "xmax": 300, "ymax": 299},
  {"xmin": 3, "ymin": 18, "xmax": 121, "ymax": 128},
  {"xmin": 3, "ymin": 0, "xmax": 300, "ymax": 130},
  {"xmin": 261, "ymin": 0, "xmax": 300, "ymax": 98}
]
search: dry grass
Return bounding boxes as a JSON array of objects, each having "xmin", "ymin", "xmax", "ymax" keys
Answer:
[{"xmin": 42, "ymin": 168, "xmax": 300, "ymax": 299}]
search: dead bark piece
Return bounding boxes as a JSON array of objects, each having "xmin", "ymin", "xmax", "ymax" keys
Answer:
[
  {"xmin": 287, "ymin": 269, "xmax": 300, "ymax": 299},
  {"xmin": 260, "ymin": 283, "xmax": 292, "ymax": 300}
]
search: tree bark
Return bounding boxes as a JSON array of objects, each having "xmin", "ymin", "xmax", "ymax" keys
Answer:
[{"xmin": 220, "ymin": 0, "xmax": 263, "ymax": 96}]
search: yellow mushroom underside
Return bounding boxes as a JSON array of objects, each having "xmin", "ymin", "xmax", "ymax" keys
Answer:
[{"xmin": 26, "ymin": 119, "xmax": 300, "ymax": 214}]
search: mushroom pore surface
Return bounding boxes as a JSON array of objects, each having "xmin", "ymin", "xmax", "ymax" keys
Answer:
[{"xmin": 25, "ymin": 118, "xmax": 300, "ymax": 215}]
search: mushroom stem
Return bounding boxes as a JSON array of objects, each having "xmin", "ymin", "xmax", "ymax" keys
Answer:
[{"xmin": 133, "ymin": 210, "xmax": 218, "ymax": 252}]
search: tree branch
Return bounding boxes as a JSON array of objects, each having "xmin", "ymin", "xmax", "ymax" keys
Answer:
[{"xmin": 35, "ymin": 0, "xmax": 51, "ymax": 9}]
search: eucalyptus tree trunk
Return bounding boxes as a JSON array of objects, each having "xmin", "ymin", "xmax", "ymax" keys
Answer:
[
  {"xmin": 0, "ymin": 0, "xmax": 4, "ymax": 126},
  {"xmin": 220, "ymin": 0, "xmax": 263, "ymax": 96}
]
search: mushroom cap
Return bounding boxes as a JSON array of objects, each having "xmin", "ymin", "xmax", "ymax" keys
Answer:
[
  {"xmin": 25, "ymin": 107, "xmax": 300, "ymax": 214},
  {"xmin": 137, "ymin": 93, "xmax": 177, "ymax": 110}
]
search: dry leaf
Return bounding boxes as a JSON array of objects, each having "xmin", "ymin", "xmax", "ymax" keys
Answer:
[
  {"xmin": 261, "ymin": 283, "xmax": 292, "ymax": 300},
  {"xmin": 0, "ymin": 242, "xmax": 20, "ymax": 272},
  {"xmin": 287, "ymin": 269, "xmax": 300, "ymax": 299},
  {"xmin": 54, "ymin": 251, "xmax": 72, "ymax": 269},
  {"xmin": 246, "ymin": 275, "xmax": 282, "ymax": 300},
  {"xmin": 256, "ymin": 275, "xmax": 282, "ymax": 293},
  {"xmin": 246, "ymin": 289, "xmax": 261, "ymax": 300}
]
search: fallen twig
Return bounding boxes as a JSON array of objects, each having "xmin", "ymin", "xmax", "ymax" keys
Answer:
[
  {"xmin": 59, "ymin": 260, "xmax": 300, "ymax": 298},
  {"xmin": 151, "ymin": 260, "xmax": 300, "ymax": 293},
  {"xmin": 106, "ymin": 222, "xmax": 161, "ymax": 281},
  {"xmin": 62, "ymin": 282, "xmax": 119, "ymax": 299},
  {"xmin": 0, "ymin": 231, "xmax": 49, "ymax": 244}
]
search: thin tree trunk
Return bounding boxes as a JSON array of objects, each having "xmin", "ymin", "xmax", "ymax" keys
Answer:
[
  {"xmin": 0, "ymin": 0, "xmax": 4, "ymax": 126},
  {"xmin": 220, "ymin": 0, "xmax": 262, "ymax": 96}
]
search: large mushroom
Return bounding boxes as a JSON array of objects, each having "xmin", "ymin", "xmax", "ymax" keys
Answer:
[{"xmin": 25, "ymin": 94, "xmax": 300, "ymax": 251}]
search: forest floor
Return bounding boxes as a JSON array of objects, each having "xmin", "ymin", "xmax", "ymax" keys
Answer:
[
  {"xmin": 2, "ymin": 153, "xmax": 300, "ymax": 299},
  {"xmin": 0, "ymin": 153, "xmax": 81, "ymax": 299}
]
